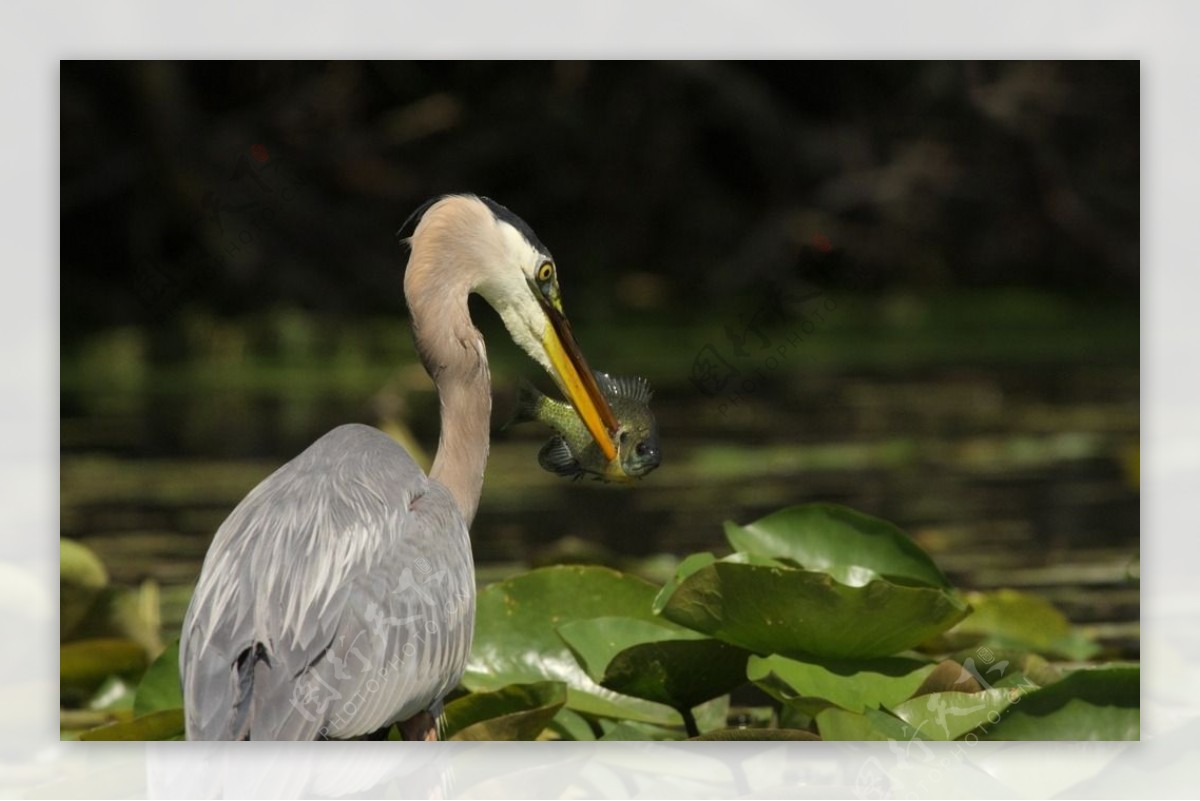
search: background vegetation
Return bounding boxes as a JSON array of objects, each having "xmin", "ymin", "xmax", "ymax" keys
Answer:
[{"xmin": 59, "ymin": 61, "xmax": 1139, "ymax": 740}]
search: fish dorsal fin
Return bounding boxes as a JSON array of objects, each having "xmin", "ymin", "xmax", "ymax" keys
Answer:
[
  {"xmin": 537, "ymin": 436, "xmax": 581, "ymax": 478},
  {"xmin": 593, "ymin": 370, "xmax": 653, "ymax": 404}
]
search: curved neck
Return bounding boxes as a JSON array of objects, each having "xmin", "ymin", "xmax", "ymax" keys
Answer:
[{"xmin": 411, "ymin": 286, "xmax": 492, "ymax": 527}]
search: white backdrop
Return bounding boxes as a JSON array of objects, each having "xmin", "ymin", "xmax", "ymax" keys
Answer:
[{"xmin": 3, "ymin": 1, "xmax": 1190, "ymax": 797}]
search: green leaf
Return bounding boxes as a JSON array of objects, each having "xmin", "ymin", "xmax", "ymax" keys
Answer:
[
  {"xmin": 693, "ymin": 694, "xmax": 731, "ymax": 734},
  {"xmin": 60, "ymin": 638, "xmax": 147, "ymax": 693},
  {"xmin": 441, "ymin": 681, "xmax": 566, "ymax": 741},
  {"xmin": 87, "ymin": 676, "xmax": 136, "ymax": 712},
  {"xmin": 79, "ymin": 708, "xmax": 185, "ymax": 741},
  {"xmin": 60, "ymin": 538, "xmax": 109, "ymax": 637},
  {"xmin": 815, "ymin": 707, "xmax": 889, "ymax": 740},
  {"xmin": 546, "ymin": 707, "xmax": 596, "ymax": 741},
  {"xmin": 655, "ymin": 558, "xmax": 969, "ymax": 660},
  {"xmin": 979, "ymin": 665, "xmax": 1139, "ymax": 741},
  {"xmin": 651, "ymin": 552, "xmax": 717, "ymax": 614},
  {"xmin": 598, "ymin": 720, "xmax": 683, "ymax": 741},
  {"xmin": 748, "ymin": 654, "xmax": 936, "ymax": 715},
  {"xmin": 724, "ymin": 504, "xmax": 951, "ymax": 588},
  {"xmin": 949, "ymin": 590, "xmax": 1099, "ymax": 660},
  {"xmin": 134, "ymin": 640, "xmax": 182, "ymax": 717},
  {"xmin": 690, "ymin": 728, "xmax": 820, "ymax": 741},
  {"xmin": 980, "ymin": 698, "xmax": 1139, "ymax": 741},
  {"xmin": 1007, "ymin": 664, "xmax": 1138, "ymax": 711},
  {"xmin": 863, "ymin": 708, "xmax": 932, "ymax": 742},
  {"xmin": 463, "ymin": 566, "xmax": 681, "ymax": 725},
  {"xmin": 890, "ymin": 689, "xmax": 1016, "ymax": 740},
  {"xmin": 558, "ymin": 616, "xmax": 751, "ymax": 711}
]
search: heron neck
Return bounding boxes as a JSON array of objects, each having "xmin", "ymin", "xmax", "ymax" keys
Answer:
[{"xmin": 419, "ymin": 295, "xmax": 492, "ymax": 528}]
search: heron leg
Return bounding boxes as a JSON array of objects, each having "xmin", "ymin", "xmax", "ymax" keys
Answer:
[{"xmin": 398, "ymin": 710, "xmax": 438, "ymax": 741}]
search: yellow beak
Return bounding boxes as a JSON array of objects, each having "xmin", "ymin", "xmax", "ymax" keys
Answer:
[{"xmin": 539, "ymin": 302, "xmax": 620, "ymax": 464}]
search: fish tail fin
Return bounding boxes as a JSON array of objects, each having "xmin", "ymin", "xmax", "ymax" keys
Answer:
[{"xmin": 504, "ymin": 379, "xmax": 546, "ymax": 430}]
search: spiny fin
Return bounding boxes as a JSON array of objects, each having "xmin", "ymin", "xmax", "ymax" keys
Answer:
[
  {"xmin": 538, "ymin": 436, "xmax": 582, "ymax": 478},
  {"xmin": 503, "ymin": 379, "xmax": 546, "ymax": 431},
  {"xmin": 593, "ymin": 370, "xmax": 653, "ymax": 404}
]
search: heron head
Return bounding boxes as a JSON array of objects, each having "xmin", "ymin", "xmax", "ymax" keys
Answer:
[{"xmin": 400, "ymin": 195, "xmax": 621, "ymax": 464}]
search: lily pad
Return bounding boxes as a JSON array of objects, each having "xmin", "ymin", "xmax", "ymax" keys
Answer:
[
  {"xmin": 558, "ymin": 616, "xmax": 751, "ymax": 711},
  {"xmin": 61, "ymin": 638, "xmax": 147, "ymax": 694},
  {"xmin": 979, "ymin": 665, "xmax": 1139, "ymax": 741},
  {"xmin": 948, "ymin": 589, "xmax": 1099, "ymax": 661},
  {"xmin": 690, "ymin": 728, "xmax": 820, "ymax": 741},
  {"xmin": 980, "ymin": 698, "xmax": 1139, "ymax": 741},
  {"xmin": 60, "ymin": 539, "xmax": 109, "ymax": 637},
  {"xmin": 654, "ymin": 557, "xmax": 969, "ymax": 660},
  {"xmin": 815, "ymin": 706, "xmax": 938, "ymax": 742},
  {"xmin": 441, "ymin": 681, "xmax": 566, "ymax": 741},
  {"xmin": 546, "ymin": 707, "xmax": 596, "ymax": 741},
  {"xmin": 87, "ymin": 676, "xmax": 136, "ymax": 713},
  {"xmin": 463, "ymin": 566, "xmax": 681, "ymax": 725},
  {"xmin": 815, "ymin": 707, "xmax": 889, "ymax": 740},
  {"xmin": 890, "ymin": 688, "xmax": 1016, "ymax": 740},
  {"xmin": 133, "ymin": 640, "xmax": 182, "ymax": 717},
  {"xmin": 748, "ymin": 654, "xmax": 936, "ymax": 715},
  {"xmin": 598, "ymin": 720, "xmax": 683, "ymax": 741},
  {"xmin": 724, "ymin": 504, "xmax": 951, "ymax": 588},
  {"xmin": 79, "ymin": 708, "xmax": 185, "ymax": 741}
]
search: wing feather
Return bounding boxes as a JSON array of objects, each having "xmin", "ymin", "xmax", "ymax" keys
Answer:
[{"xmin": 180, "ymin": 424, "xmax": 475, "ymax": 740}]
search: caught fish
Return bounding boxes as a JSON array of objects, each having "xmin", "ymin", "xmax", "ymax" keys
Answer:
[{"xmin": 511, "ymin": 371, "xmax": 662, "ymax": 482}]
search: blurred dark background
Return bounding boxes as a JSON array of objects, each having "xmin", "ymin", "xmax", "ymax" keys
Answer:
[
  {"xmin": 62, "ymin": 61, "xmax": 1137, "ymax": 339},
  {"xmin": 60, "ymin": 61, "xmax": 1139, "ymax": 659}
]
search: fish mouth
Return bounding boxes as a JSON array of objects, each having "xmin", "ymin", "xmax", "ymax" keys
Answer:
[
  {"xmin": 618, "ymin": 431, "xmax": 661, "ymax": 479},
  {"xmin": 623, "ymin": 450, "xmax": 662, "ymax": 479},
  {"xmin": 536, "ymin": 292, "xmax": 622, "ymax": 466},
  {"xmin": 623, "ymin": 461, "xmax": 660, "ymax": 479}
]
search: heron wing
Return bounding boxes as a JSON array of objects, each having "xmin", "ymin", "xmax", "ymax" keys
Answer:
[{"xmin": 180, "ymin": 424, "xmax": 475, "ymax": 740}]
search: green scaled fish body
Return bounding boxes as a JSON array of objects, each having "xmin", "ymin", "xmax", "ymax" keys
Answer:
[{"xmin": 512, "ymin": 371, "xmax": 661, "ymax": 482}]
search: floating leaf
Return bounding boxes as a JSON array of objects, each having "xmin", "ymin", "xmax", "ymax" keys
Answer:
[
  {"xmin": 948, "ymin": 590, "xmax": 1099, "ymax": 661},
  {"xmin": 79, "ymin": 708, "xmax": 185, "ymax": 741},
  {"xmin": 61, "ymin": 638, "xmax": 147, "ymax": 693},
  {"xmin": 546, "ymin": 707, "xmax": 596, "ymax": 741},
  {"xmin": 910, "ymin": 659, "xmax": 983, "ymax": 696},
  {"xmin": 748, "ymin": 654, "xmax": 936, "ymax": 715},
  {"xmin": 862, "ymin": 708, "xmax": 932, "ymax": 742},
  {"xmin": 655, "ymin": 557, "xmax": 969, "ymax": 660},
  {"xmin": 133, "ymin": 640, "xmax": 182, "ymax": 717},
  {"xmin": 463, "ymin": 566, "xmax": 681, "ymax": 725},
  {"xmin": 890, "ymin": 689, "xmax": 1016, "ymax": 740},
  {"xmin": 441, "ymin": 681, "xmax": 566, "ymax": 741},
  {"xmin": 981, "ymin": 698, "xmax": 1138, "ymax": 741},
  {"xmin": 651, "ymin": 552, "xmax": 717, "ymax": 614},
  {"xmin": 87, "ymin": 676, "xmax": 136, "ymax": 712},
  {"xmin": 690, "ymin": 728, "xmax": 820, "ymax": 741},
  {"xmin": 815, "ymin": 708, "xmax": 889, "ymax": 740},
  {"xmin": 598, "ymin": 720, "xmax": 682, "ymax": 741},
  {"xmin": 979, "ymin": 665, "xmax": 1139, "ymax": 741},
  {"xmin": 60, "ymin": 539, "xmax": 109, "ymax": 637},
  {"xmin": 724, "ymin": 504, "xmax": 951, "ymax": 588},
  {"xmin": 558, "ymin": 616, "xmax": 751, "ymax": 711}
]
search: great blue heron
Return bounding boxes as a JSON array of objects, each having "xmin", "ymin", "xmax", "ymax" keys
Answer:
[{"xmin": 179, "ymin": 195, "xmax": 621, "ymax": 740}]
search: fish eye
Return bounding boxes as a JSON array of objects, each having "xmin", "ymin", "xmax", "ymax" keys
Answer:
[
  {"xmin": 537, "ymin": 262, "xmax": 554, "ymax": 283},
  {"xmin": 635, "ymin": 442, "xmax": 647, "ymax": 457}
]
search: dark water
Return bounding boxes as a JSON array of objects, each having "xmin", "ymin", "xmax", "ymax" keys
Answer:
[{"xmin": 60, "ymin": 342, "xmax": 1140, "ymax": 661}]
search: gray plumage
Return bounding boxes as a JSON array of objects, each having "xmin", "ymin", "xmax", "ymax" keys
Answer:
[
  {"xmin": 179, "ymin": 195, "xmax": 620, "ymax": 740},
  {"xmin": 180, "ymin": 425, "xmax": 474, "ymax": 740}
]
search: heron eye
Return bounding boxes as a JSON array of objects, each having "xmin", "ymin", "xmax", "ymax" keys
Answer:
[{"xmin": 537, "ymin": 262, "xmax": 554, "ymax": 283}]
